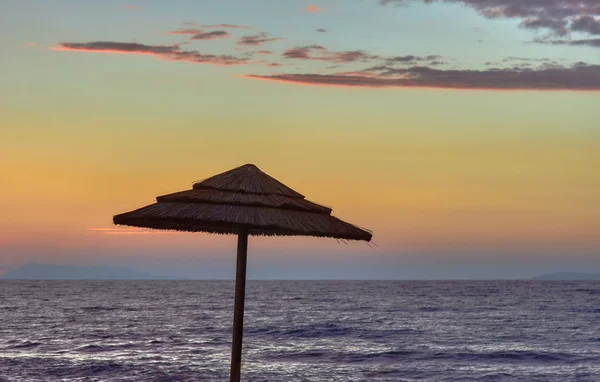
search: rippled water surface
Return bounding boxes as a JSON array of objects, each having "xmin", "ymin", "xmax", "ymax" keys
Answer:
[{"xmin": 1, "ymin": 281, "xmax": 599, "ymax": 381}]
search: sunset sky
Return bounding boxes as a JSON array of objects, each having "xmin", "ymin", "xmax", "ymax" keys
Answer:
[{"xmin": 1, "ymin": 0, "xmax": 599, "ymax": 279}]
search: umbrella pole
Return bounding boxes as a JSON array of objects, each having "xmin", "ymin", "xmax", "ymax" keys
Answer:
[{"xmin": 230, "ymin": 229, "xmax": 248, "ymax": 382}]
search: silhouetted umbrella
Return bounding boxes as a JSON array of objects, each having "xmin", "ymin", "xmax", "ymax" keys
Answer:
[{"xmin": 113, "ymin": 164, "xmax": 372, "ymax": 381}]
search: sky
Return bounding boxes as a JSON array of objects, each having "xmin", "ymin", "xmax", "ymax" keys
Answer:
[{"xmin": 1, "ymin": 0, "xmax": 599, "ymax": 279}]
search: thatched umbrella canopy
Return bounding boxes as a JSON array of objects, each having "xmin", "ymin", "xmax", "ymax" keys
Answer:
[{"xmin": 113, "ymin": 164, "xmax": 372, "ymax": 381}]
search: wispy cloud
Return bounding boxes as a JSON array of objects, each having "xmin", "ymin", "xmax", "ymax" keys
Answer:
[
  {"xmin": 245, "ymin": 63, "xmax": 600, "ymax": 90},
  {"xmin": 316, "ymin": 28, "xmax": 327, "ymax": 33},
  {"xmin": 537, "ymin": 38, "xmax": 600, "ymax": 48},
  {"xmin": 175, "ymin": 23, "xmax": 251, "ymax": 29},
  {"xmin": 104, "ymin": 231, "xmax": 184, "ymax": 235},
  {"xmin": 87, "ymin": 228, "xmax": 137, "ymax": 231},
  {"xmin": 191, "ymin": 31, "xmax": 231, "ymax": 40},
  {"xmin": 52, "ymin": 41, "xmax": 249, "ymax": 66},
  {"xmin": 304, "ymin": 5, "xmax": 321, "ymax": 13},
  {"xmin": 379, "ymin": 0, "xmax": 600, "ymax": 37},
  {"xmin": 166, "ymin": 28, "xmax": 202, "ymax": 35},
  {"xmin": 237, "ymin": 33, "xmax": 283, "ymax": 46},
  {"xmin": 54, "ymin": 16, "xmax": 599, "ymax": 93},
  {"xmin": 202, "ymin": 23, "xmax": 252, "ymax": 29},
  {"xmin": 166, "ymin": 28, "xmax": 230, "ymax": 40},
  {"xmin": 283, "ymin": 45, "xmax": 378, "ymax": 63},
  {"xmin": 385, "ymin": 54, "xmax": 443, "ymax": 65},
  {"xmin": 53, "ymin": 42, "xmax": 179, "ymax": 55},
  {"xmin": 88, "ymin": 227, "xmax": 184, "ymax": 235}
]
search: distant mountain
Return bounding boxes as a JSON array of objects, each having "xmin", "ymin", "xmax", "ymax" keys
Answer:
[
  {"xmin": 533, "ymin": 272, "xmax": 600, "ymax": 280},
  {"xmin": 2, "ymin": 262, "xmax": 184, "ymax": 280}
]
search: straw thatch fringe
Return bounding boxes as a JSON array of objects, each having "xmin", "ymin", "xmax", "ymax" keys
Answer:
[
  {"xmin": 113, "ymin": 202, "xmax": 372, "ymax": 241},
  {"xmin": 157, "ymin": 188, "xmax": 331, "ymax": 214},
  {"xmin": 194, "ymin": 164, "xmax": 304, "ymax": 198},
  {"xmin": 114, "ymin": 163, "xmax": 372, "ymax": 241}
]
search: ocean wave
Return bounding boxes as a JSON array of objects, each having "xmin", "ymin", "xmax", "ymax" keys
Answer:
[
  {"xmin": 264, "ymin": 348, "xmax": 594, "ymax": 366},
  {"xmin": 80, "ymin": 306, "xmax": 119, "ymax": 312},
  {"xmin": 246, "ymin": 323, "xmax": 351, "ymax": 338},
  {"xmin": 431, "ymin": 350, "xmax": 585, "ymax": 364},
  {"xmin": 8, "ymin": 341, "xmax": 42, "ymax": 349},
  {"xmin": 570, "ymin": 308, "xmax": 600, "ymax": 313},
  {"xmin": 419, "ymin": 306, "xmax": 442, "ymax": 312},
  {"xmin": 74, "ymin": 343, "xmax": 139, "ymax": 353},
  {"xmin": 574, "ymin": 288, "xmax": 600, "ymax": 294},
  {"xmin": 246, "ymin": 325, "xmax": 423, "ymax": 341},
  {"xmin": 264, "ymin": 349, "xmax": 419, "ymax": 363}
]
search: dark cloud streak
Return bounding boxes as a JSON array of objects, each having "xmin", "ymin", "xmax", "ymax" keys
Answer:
[
  {"xmin": 537, "ymin": 38, "xmax": 600, "ymax": 48},
  {"xmin": 53, "ymin": 41, "xmax": 249, "ymax": 66},
  {"xmin": 190, "ymin": 31, "xmax": 230, "ymax": 40},
  {"xmin": 245, "ymin": 63, "xmax": 600, "ymax": 90},
  {"xmin": 237, "ymin": 33, "xmax": 283, "ymax": 46},
  {"xmin": 386, "ymin": 54, "xmax": 443, "ymax": 65},
  {"xmin": 167, "ymin": 28, "xmax": 231, "ymax": 40},
  {"xmin": 283, "ymin": 45, "xmax": 378, "ymax": 63},
  {"xmin": 379, "ymin": 1, "xmax": 600, "ymax": 37},
  {"xmin": 202, "ymin": 23, "xmax": 252, "ymax": 29}
]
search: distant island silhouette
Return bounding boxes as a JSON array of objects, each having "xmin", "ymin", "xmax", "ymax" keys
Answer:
[
  {"xmin": 2, "ymin": 262, "xmax": 185, "ymax": 280},
  {"xmin": 3, "ymin": 263, "xmax": 600, "ymax": 280},
  {"xmin": 532, "ymin": 272, "xmax": 600, "ymax": 280}
]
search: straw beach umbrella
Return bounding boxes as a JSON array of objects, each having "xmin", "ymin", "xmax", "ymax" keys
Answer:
[{"xmin": 113, "ymin": 163, "xmax": 372, "ymax": 382}]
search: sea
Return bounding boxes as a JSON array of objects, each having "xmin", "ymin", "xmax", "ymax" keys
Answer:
[{"xmin": 0, "ymin": 281, "xmax": 599, "ymax": 381}]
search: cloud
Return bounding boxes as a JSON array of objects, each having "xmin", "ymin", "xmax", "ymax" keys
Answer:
[
  {"xmin": 282, "ymin": 45, "xmax": 325, "ymax": 59},
  {"xmin": 53, "ymin": 42, "xmax": 179, "ymax": 55},
  {"xmin": 88, "ymin": 227, "xmax": 184, "ymax": 235},
  {"xmin": 386, "ymin": 54, "xmax": 443, "ymax": 64},
  {"xmin": 305, "ymin": 5, "xmax": 321, "ymax": 13},
  {"xmin": 316, "ymin": 28, "xmax": 327, "ymax": 33},
  {"xmin": 483, "ymin": 57, "xmax": 559, "ymax": 69},
  {"xmin": 104, "ymin": 231, "xmax": 184, "ymax": 235},
  {"xmin": 52, "ymin": 41, "xmax": 249, "ymax": 66},
  {"xmin": 245, "ymin": 63, "xmax": 600, "ymax": 90},
  {"xmin": 379, "ymin": 0, "xmax": 600, "ymax": 37},
  {"xmin": 166, "ymin": 28, "xmax": 203, "ymax": 35},
  {"xmin": 257, "ymin": 50, "xmax": 273, "ymax": 54},
  {"xmin": 386, "ymin": 55, "xmax": 418, "ymax": 62},
  {"xmin": 282, "ymin": 45, "xmax": 378, "ymax": 63},
  {"xmin": 571, "ymin": 15, "xmax": 600, "ymax": 35},
  {"xmin": 174, "ymin": 23, "xmax": 250, "ymax": 29},
  {"xmin": 503, "ymin": 56, "xmax": 550, "ymax": 62},
  {"xmin": 537, "ymin": 38, "xmax": 600, "ymax": 48},
  {"xmin": 166, "ymin": 28, "xmax": 230, "ymax": 40},
  {"xmin": 190, "ymin": 30, "xmax": 230, "ymax": 40},
  {"xmin": 237, "ymin": 33, "xmax": 283, "ymax": 46},
  {"xmin": 201, "ymin": 23, "xmax": 252, "ymax": 29}
]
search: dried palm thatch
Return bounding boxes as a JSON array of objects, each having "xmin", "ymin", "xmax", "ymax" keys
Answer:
[
  {"xmin": 113, "ymin": 164, "xmax": 372, "ymax": 241},
  {"xmin": 112, "ymin": 163, "xmax": 372, "ymax": 382}
]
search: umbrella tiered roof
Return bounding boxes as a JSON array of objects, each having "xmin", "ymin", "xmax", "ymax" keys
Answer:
[
  {"xmin": 113, "ymin": 163, "xmax": 372, "ymax": 382},
  {"xmin": 113, "ymin": 163, "xmax": 372, "ymax": 241}
]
